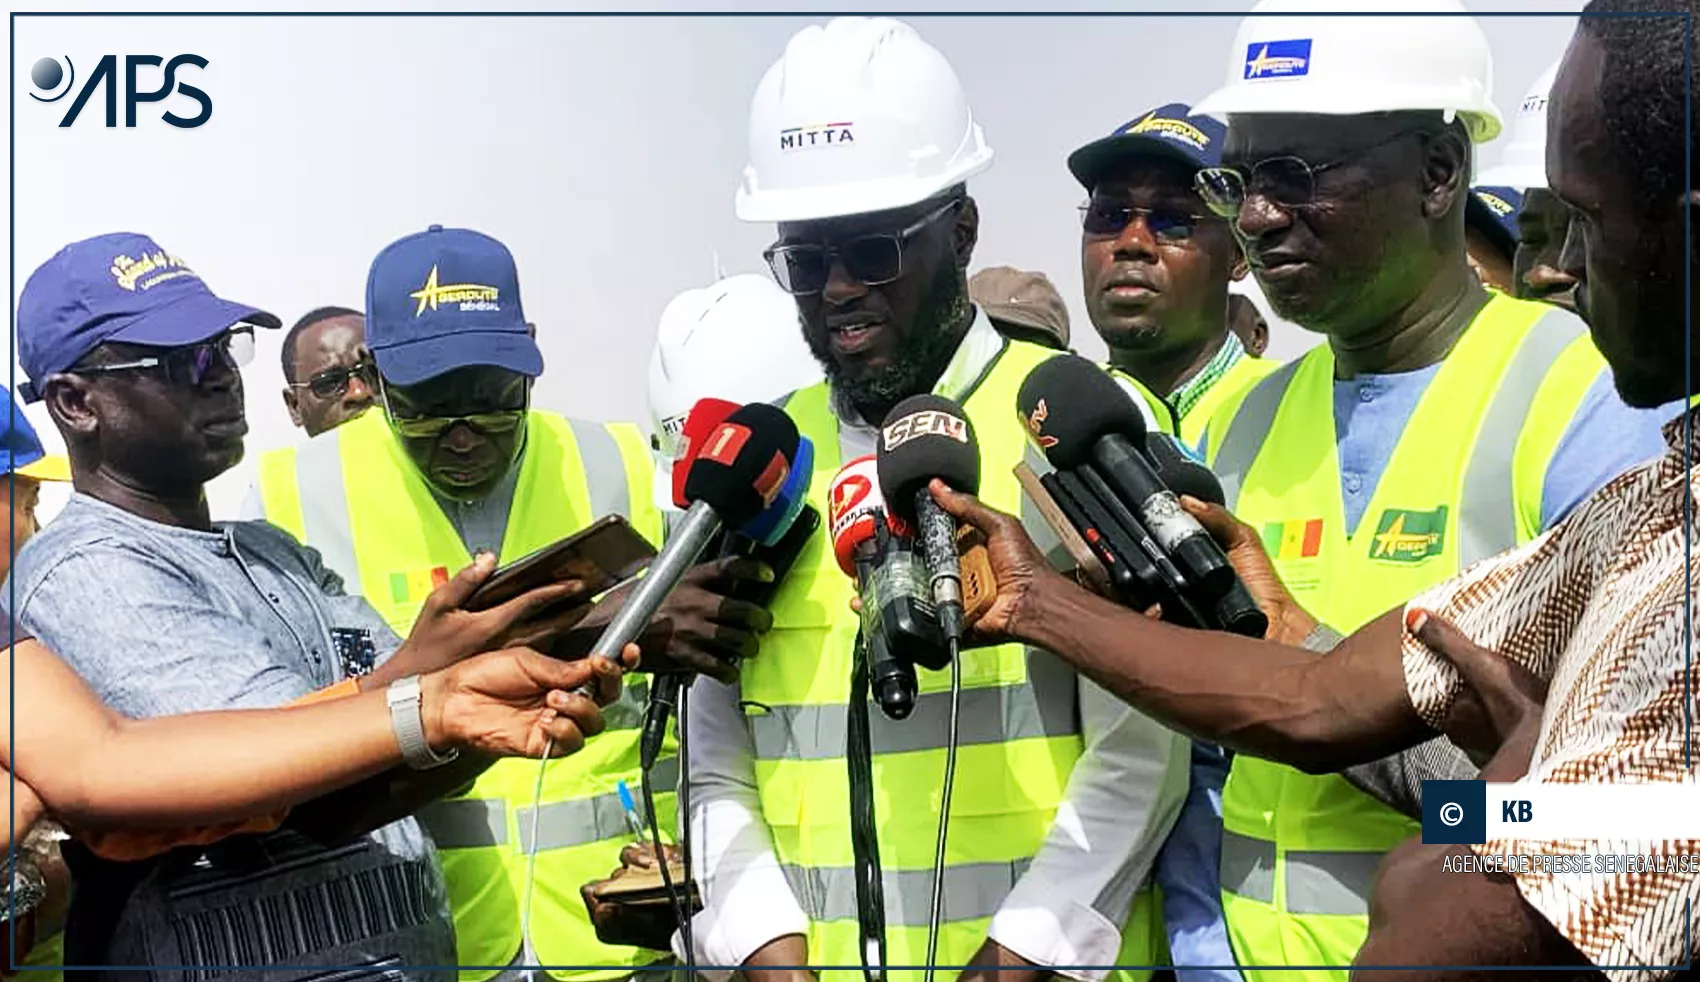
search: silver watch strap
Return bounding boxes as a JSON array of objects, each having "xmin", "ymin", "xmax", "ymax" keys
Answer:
[
  {"xmin": 1301, "ymin": 622, "xmax": 1346, "ymax": 653},
  {"xmin": 387, "ymin": 675, "xmax": 458, "ymax": 770}
]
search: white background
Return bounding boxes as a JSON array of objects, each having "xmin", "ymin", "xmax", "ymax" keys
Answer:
[{"xmin": 6, "ymin": 1, "xmax": 1585, "ymax": 521}]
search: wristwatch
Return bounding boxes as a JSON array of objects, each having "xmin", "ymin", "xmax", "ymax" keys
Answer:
[{"xmin": 387, "ymin": 675, "xmax": 459, "ymax": 770}]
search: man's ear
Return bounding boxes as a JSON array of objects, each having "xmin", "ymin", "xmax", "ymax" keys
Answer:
[
  {"xmin": 42, "ymin": 374, "xmax": 99, "ymax": 440},
  {"xmin": 954, "ymin": 196, "xmax": 981, "ymax": 269},
  {"xmin": 282, "ymin": 387, "xmax": 304, "ymax": 428},
  {"xmin": 1230, "ymin": 246, "xmax": 1250, "ymax": 282},
  {"xmin": 1423, "ymin": 126, "xmax": 1472, "ymax": 221}
]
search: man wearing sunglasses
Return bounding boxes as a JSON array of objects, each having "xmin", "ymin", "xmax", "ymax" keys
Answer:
[
  {"xmin": 280, "ymin": 305, "xmax": 375, "ymax": 437},
  {"xmin": 6, "ymin": 232, "xmax": 622, "ymax": 978},
  {"xmin": 1069, "ymin": 104, "xmax": 1290, "ymax": 982},
  {"xmin": 1068, "ymin": 103, "xmax": 1284, "ymax": 451},
  {"xmin": 252, "ymin": 225, "xmax": 768, "ymax": 982},
  {"xmin": 677, "ymin": 17, "xmax": 1189, "ymax": 982},
  {"xmin": 1172, "ymin": 3, "xmax": 1681, "ymax": 979}
]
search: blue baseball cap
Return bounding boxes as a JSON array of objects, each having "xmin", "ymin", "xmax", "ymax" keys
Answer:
[
  {"xmin": 16, "ymin": 232, "xmax": 280, "ymax": 403},
  {"xmin": 364, "ymin": 225, "xmax": 542, "ymax": 386},
  {"xmin": 2, "ymin": 385, "xmax": 69, "ymax": 481},
  {"xmin": 1068, "ymin": 103, "xmax": 1227, "ymax": 191},
  {"xmin": 1466, "ymin": 185, "xmax": 1524, "ymax": 261}
]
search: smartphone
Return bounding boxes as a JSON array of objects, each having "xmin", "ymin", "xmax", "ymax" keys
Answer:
[
  {"xmin": 1014, "ymin": 461, "xmax": 1111, "ymax": 596},
  {"xmin": 465, "ymin": 515, "xmax": 658, "ymax": 613}
]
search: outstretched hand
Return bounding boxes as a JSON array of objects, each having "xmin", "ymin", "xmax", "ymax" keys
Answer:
[
  {"xmin": 392, "ymin": 553, "xmax": 592, "ymax": 680},
  {"xmin": 424, "ymin": 643, "xmax": 637, "ymax": 759},
  {"xmin": 926, "ymin": 479, "xmax": 1063, "ymax": 644},
  {"xmin": 1407, "ymin": 608, "xmax": 1547, "ymax": 773},
  {"xmin": 1179, "ymin": 495, "xmax": 1318, "ymax": 645}
]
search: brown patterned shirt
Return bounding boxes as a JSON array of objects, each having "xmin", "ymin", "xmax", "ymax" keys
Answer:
[{"xmin": 1400, "ymin": 406, "xmax": 1698, "ymax": 978}]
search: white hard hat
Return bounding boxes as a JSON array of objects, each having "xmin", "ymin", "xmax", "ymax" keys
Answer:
[
  {"xmin": 645, "ymin": 274, "xmax": 824, "ymax": 513},
  {"xmin": 735, "ymin": 17, "xmax": 994, "ymax": 223},
  {"xmin": 1476, "ymin": 58, "xmax": 1560, "ymax": 190},
  {"xmin": 1194, "ymin": 0, "xmax": 1502, "ymax": 144}
]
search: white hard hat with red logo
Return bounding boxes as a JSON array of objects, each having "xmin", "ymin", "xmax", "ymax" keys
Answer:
[
  {"xmin": 1193, "ymin": 0, "xmax": 1503, "ymax": 144},
  {"xmin": 1477, "ymin": 58, "xmax": 1560, "ymax": 189},
  {"xmin": 645, "ymin": 274, "xmax": 823, "ymax": 513},
  {"xmin": 735, "ymin": 16, "xmax": 994, "ymax": 223}
]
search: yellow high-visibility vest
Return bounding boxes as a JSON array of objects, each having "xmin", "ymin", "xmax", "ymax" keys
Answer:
[
  {"xmin": 1176, "ymin": 356, "xmax": 1285, "ymax": 449},
  {"xmin": 1201, "ymin": 294, "xmax": 1608, "ymax": 979},
  {"xmin": 745, "ymin": 337, "xmax": 1175, "ymax": 979},
  {"xmin": 257, "ymin": 408, "xmax": 668, "ymax": 982}
]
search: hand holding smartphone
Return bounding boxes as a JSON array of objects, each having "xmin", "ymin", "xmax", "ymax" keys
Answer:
[{"xmin": 465, "ymin": 515, "xmax": 658, "ymax": 618}]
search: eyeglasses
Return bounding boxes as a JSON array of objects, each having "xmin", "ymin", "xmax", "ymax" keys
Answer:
[
  {"xmin": 69, "ymin": 327, "xmax": 256, "ymax": 388},
  {"xmin": 1194, "ymin": 130, "xmax": 1422, "ymax": 218},
  {"xmin": 764, "ymin": 198, "xmax": 962, "ymax": 296},
  {"xmin": 378, "ymin": 374, "xmax": 529, "ymax": 440},
  {"xmin": 292, "ymin": 360, "xmax": 377, "ymax": 401},
  {"xmin": 1079, "ymin": 197, "xmax": 1215, "ymax": 242}
]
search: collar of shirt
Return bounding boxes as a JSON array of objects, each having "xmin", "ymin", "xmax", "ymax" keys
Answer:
[
  {"xmin": 1169, "ymin": 331, "xmax": 1245, "ymax": 422},
  {"xmin": 830, "ymin": 305, "xmax": 1005, "ymax": 435},
  {"xmin": 1659, "ymin": 404, "xmax": 1700, "ymax": 498}
]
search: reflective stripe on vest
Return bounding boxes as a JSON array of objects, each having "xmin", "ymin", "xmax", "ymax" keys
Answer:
[
  {"xmin": 254, "ymin": 409, "xmax": 670, "ymax": 981},
  {"xmin": 1219, "ymin": 830, "xmax": 1382, "ymax": 917},
  {"xmin": 746, "ymin": 648, "xmax": 1079, "ymax": 761},
  {"xmin": 515, "ymin": 756, "xmax": 681, "ymax": 854},
  {"xmin": 747, "ymin": 339, "xmax": 1159, "ymax": 981},
  {"xmin": 1178, "ymin": 354, "xmax": 1285, "ymax": 449},
  {"xmin": 1203, "ymin": 296, "xmax": 1602, "ymax": 978},
  {"xmin": 780, "ymin": 858, "xmax": 1032, "ymax": 926}
]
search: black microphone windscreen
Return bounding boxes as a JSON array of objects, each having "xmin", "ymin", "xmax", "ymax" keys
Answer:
[
  {"xmin": 1144, "ymin": 434, "xmax": 1227, "ymax": 506},
  {"xmin": 683, "ymin": 402, "xmax": 801, "ymax": 530},
  {"xmin": 876, "ymin": 393, "xmax": 980, "ymax": 521},
  {"xmin": 1016, "ymin": 354, "xmax": 1149, "ymax": 470}
]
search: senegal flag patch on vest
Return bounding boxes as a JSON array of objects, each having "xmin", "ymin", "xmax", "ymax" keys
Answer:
[
  {"xmin": 1369, "ymin": 506, "xmax": 1448, "ymax": 563},
  {"xmin": 1262, "ymin": 518, "xmax": 1323, "ymax": 560},
  {"xmin": 390, "ymin": 565, "xmax": 450, "ymax": 604}
]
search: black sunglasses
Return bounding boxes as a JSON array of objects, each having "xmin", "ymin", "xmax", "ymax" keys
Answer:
[
  {"xmin": 293, "ymin": 360, "xmax": 377, "ymax": 401},
  {"xmin": 67, "ymin": 327, "xmax": 256, "ymax": 389},
  {"xmin": 764, "ymin": 197, "xmax": 962, "ymax": 296},
  {"xmin": 377, "ymin": 374, "xmax": 530, "ymax": 440},
  {"xmin": 1195, "ymin": 130, "xmax": 1422, "ymax": 218},
  {"xmin": 1079, "ymin": 197, "xmax": 1216, "ymax": 243}
]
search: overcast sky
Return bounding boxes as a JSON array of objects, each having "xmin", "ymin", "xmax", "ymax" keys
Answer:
[{"xmin": 8, "ymin": 2, "xmax": 1586, "ymax": 520}]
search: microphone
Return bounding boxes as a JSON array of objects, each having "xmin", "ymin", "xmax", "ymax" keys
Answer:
[
  {"xmin": 1143, "ymin": 435, "xmax": 1270, "ymax": 639},
  {"xmin": 640, "ymin": 433, "xmax": 816, "ymax": 770},
  {"xmin": 587, "ymin": 402, "xmax": 800, "ymax": 681},
  {"xmin": 876, "ymin": 396, "xmax": 980, "ymax": 645},
  {"xmin": 671, "ymin": 398, "xmax": 742, "ymax": 510},
  {"xmin": 1018, "ymin": 354, "xmax": 1237, "ymax": 602},
  {"xmin": 829, "ymin": 456, "xmax": 944, "ymax": 720},
  {"xmin": 742, "ymin": 436, "xmax": 815, "ymax": 547}
]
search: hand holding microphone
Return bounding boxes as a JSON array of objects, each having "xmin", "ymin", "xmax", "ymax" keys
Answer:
[
  {"xmin": 1016, "ymin": 354, "xmax": 1266, "ymax": 638},
  {"xmin": 571, "ymin": 401, "xmax": 794, "ymax": 695}
]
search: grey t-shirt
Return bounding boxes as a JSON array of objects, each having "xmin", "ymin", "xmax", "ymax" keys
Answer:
[{"xmin": 7, "ymin": 493, "xmax": 456, "ymax": 981}]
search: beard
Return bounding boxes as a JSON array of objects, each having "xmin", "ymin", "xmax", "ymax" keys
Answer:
[{"xmin": 808, "ymin": 261, "xmax": 971, "ymax": 416}]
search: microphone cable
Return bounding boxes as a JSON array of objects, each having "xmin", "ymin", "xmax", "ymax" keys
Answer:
[
  {"xmin": 848, "ymin": 629, "xmax": 890, "ymax": 982},
  {"xmin": 520, "ymin": 736, "xmax": 553, "ymax": 971},
  {"xmin": 923, "ymin": 639, "xmax": 962, "ymax": 982},
  {"xmin": 641, "ymin": 680, "xmax": 696, "ymax": 976}
]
